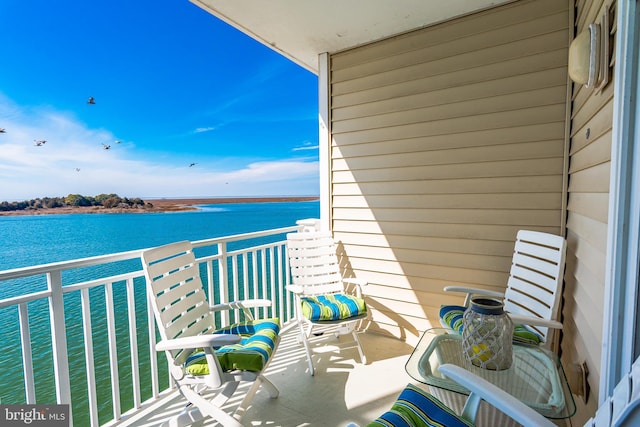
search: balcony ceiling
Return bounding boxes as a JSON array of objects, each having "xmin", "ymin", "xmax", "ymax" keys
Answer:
[{"xmin": 190, "ymin": 0, "xmax": 515, "ymax": 73}]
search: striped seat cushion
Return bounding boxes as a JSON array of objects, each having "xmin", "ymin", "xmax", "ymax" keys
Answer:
[
  {"xmin": 184, "ymin": 318, "xmax": 280, "ymax": 374},
  {"xmin": 367, "ymin": 384, "xmax": 473, "ymax": 427},
  {"xmin": 301, "ymin": 293, "xmax": 367, "ymax": 321},
  {"xmin": 439, "ymin": 305, "xmax": 542, "ymax": 345}
]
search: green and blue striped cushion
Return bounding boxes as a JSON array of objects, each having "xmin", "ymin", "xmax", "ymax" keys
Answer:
[
  {"xmin": 367, "ymin": 384, "xmax": 473, "ymax": 427},
  {"xmin": 439, "ymin": 305, "xmax": 542, "ymax": 345},
  {"xmin": 301, "ymin": 293, "xmax": 367, "ymax": 321},
  {"xmin": 184, "ymin": 318, "xmax": 280, "ymax": 374}
]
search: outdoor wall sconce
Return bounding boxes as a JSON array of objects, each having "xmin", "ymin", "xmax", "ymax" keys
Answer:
[
  {"xmin": 568, "ymin": 23, "xmax": 601, "ymax": 87},
  {"xmin": 568, "ymin": 2, "xmax": 616, "ymax": 92}
]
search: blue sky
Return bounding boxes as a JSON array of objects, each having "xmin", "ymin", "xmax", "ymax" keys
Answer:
[{"xmin": 0, "ymin": 0, "xmax": 319, "ymax": 201}]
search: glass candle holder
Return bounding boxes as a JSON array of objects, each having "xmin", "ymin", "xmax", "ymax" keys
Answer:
[{"xmin": 461, "ymin": 297, "xmax": 514, "ymax": 370}]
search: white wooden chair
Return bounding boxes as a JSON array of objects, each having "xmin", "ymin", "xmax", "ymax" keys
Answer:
[
  {"xmin": 286, "ymin": 231, "xmax": 368, "ymax": 376},
  {"xmin": 440, "ymin": 230, "xmax": 567, "ymax": 347},
  {"xmin": 141, "ymin": 241, "xmax": 280, "ymax": 427}
]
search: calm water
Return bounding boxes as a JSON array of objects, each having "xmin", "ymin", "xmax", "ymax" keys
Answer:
[
  {"xmin": 0, "ymin": 201, "xmax": 319, "ymax": 271},
  {"xmin": 0, "ymin": 200, "xmax": 319, "ymax": 425}
]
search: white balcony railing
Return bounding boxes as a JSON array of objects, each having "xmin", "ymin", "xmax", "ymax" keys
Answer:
[{"xmin": 0, "ymin": 224, "xmax": 303, "ymax": 426}]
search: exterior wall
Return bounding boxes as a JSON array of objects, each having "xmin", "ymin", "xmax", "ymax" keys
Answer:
[
  {"xmin": 328, "ymin": 0, "xmax": 571, "ymax": 343},
  {"xmin": 563, "ymin": 0, "xmax": 616, "ymax": 422}
]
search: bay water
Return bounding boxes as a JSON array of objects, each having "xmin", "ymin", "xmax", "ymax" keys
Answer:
[{"xmin": 0, "ymin": 200, "xmax": 319, "ymax": 425}]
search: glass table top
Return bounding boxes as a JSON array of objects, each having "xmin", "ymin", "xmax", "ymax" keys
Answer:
[{"xmin": 405, "ymin": 328, "xmax": 576, "ymax": 420}]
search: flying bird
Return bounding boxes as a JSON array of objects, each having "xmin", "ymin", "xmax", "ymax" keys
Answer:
[
  {"xmin": 0, "ymin": 128, "xmax": 6, "ymax": 133},
  {"xmin": 189, "ymin": 163, "xmax": 197, "ymax": 167},
  {"xmin": 102, "ymin": 143, "xmax": 111, "ymax": 150},
  {"xmin": 115, "ymin": 140, "xmax": 121, "ymax": 144},
  {"xmin": 87, "ymin": 97, "xmax": 95, "ymax": 104},
  {"xmin": 34, "ymin": 139, "xmax": 46, "ymax": 146},
  {"xmin": 75, "ymin": 168, "xmax": 81, "ymax": 172}
]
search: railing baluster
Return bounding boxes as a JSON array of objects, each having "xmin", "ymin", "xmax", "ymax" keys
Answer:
[
  {"xmin": 148, "ymin": 293, "xmax": 159, "ymax": 397},
  {"xmin": 269, "ymin": 246, "xmax": 276, "ymax": 319},
  {"xmin": 47, "ymin": 270, "xmax": 72, "ymax": 420},
  {"xmin": 80, "ymin": 288, "xmax": 99, "ymax": 426},
  {"xmin": 217, "ymin": 242, "xmax": 229, "ymax": 326},
  {"xmin": 126, "ymin": 278, "xmax": 141, "ymax": 408},
  {"xmin": 260, "ymin": 248, "xmax": 267, "ymax": 319},
  {"xmin": 285, "ymin": 242, "xmax": 293, "ymax": 320},
  {"xmin": 242, "ymin": 252, "xmax": 249, "ymax": 313},
  {"xmin": 206, "ymin": 259, "xmax": 214, "ymax": 307},
  {"xmin": 18, "ymin": 303, "xmax": 36, "ymax": 404},
  {"xmin": 251, "ymin": 249, "xmax": 259, "ymax": 317},
  {"xmin": 231, "ymin": 255, "xmax": 239, "ymax": 322},
  {"xmin": 105, "ymin": 282, "xmax": 121, "ymax": 420},
  {"xmin": 276, "ymin": 244, "xmax": 284, "ymax": 320},
  {"xmin": 206, "ymin": 259, "xmax": 218, "ymax": 326}
]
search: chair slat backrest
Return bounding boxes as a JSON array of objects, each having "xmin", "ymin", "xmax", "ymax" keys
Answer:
[
  {"xmin": 287, "ymin": 232, "xmax": 345, "ymax": 297},
  {"xmin": 141, "ymin": 241, "xmax": 216, "ymax": 365},
  {"xmin": 504, "ymin": 230, "xmax": 567, "ymax": 343}
]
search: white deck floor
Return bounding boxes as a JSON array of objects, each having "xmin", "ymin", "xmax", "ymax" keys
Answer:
[{"xmin": 112, "ymin": 324, "xmax": 416, "ymax": 427}]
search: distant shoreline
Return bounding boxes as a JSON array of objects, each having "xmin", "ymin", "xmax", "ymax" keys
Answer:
[{"xmin": 0, "ymin": 196, "xmax": 319, "ymax": 216}]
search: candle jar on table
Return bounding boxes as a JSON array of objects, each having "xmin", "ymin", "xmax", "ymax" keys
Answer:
[{"xmin": 461, "ymin": 297, "xmax": 514, "ymax": 370}]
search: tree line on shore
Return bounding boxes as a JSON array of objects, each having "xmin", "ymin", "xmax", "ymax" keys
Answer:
[{"xmin": 0, "ymin": 194, "xmax": 151, "ymax": 212}]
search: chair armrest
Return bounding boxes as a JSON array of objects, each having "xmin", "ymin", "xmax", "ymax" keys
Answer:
[
  {"xmin": 343, "ymin": 277, "xmax": 367, "ymax": 298},
  {"xmin": 286, "ymin": 284, "xmax": 304, "ymax": 294},
  {"xmin": 507, "ymin": 314, "xmax": 563, "ymax": 329},
  {"xmin": 156, "ymin": 333, "xmax": 242, "ymax": 352},
  {"xmin": 439, "ymin": 364, "xmax": 555, "ymax": 427},
  {"xmin": 210, "ymin": 299, "xmax": 273, "ymax": 312},
  {"xmin": 343, "ymin": 277, "xmax": 367, "ymax": 287}
]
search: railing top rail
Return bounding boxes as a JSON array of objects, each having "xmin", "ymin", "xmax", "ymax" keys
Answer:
[
  {"xmin": 191, "ymin": 225, "xmax": 299, "ymax": 247},
  {"xmin": 0, "ymin": 289, "xmax": 51, "ymax": 309},
  {"xmin": 0, "ymin": 248, "xmax": 144, "ymax": 281}
]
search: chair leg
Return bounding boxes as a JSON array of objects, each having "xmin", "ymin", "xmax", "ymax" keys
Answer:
[
  {"xmin": 234, "ymin": 374, "xmax": 280, "ymax": 420},
  {"xmin": 160, "ymin": 406, "xmax": 204, "ymax": 427},
  {"xmin": 352, "ymin": 329, "xmax": 367, "ymax": 365},
  {"xmin": 293, "ymin": 298, "xmax": 316, "ymax": 376},
  {"xmin": 336, "ymin": 320, "xmax": 367, "ymax": 365},
  {"xmin": 258, "ymin": 374, "xmax": 280, "ymax": 398},
  {"xmin": 180, "ymin": 384, "xmax": 243, "ymax": 427},
  {"xmin": 298, "ymin": 319, "xmax": 315, "ymax": 376},
  {"xmin": 298, "ymin": 318, "xmax": 368, "ymax": 373}
]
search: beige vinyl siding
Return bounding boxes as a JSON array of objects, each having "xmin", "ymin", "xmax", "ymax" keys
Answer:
[
  {"xmin": 563, "ymin": 0, "xmax": 616, "ymax": 422},
  {"xmin": 328, "ymin": 0, "xmax": 570, "ymax": 340}
]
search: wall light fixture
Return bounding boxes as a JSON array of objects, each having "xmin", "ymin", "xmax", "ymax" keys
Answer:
[{"xmin": 568, "ymin": 23, "xmax": 601, "ymax": 87}]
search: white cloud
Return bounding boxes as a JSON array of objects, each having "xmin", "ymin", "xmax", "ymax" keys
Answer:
[
  {"xmin": 0, "ymin": 97, "xmax": 319, "ymax": 200},
  {"xmin": 293, "ymin": 140, "xmax": 318, "ymax": 151},
  {"xmin": 194, "ymin": 126, "xmax": 217, "ymax": 133}
]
